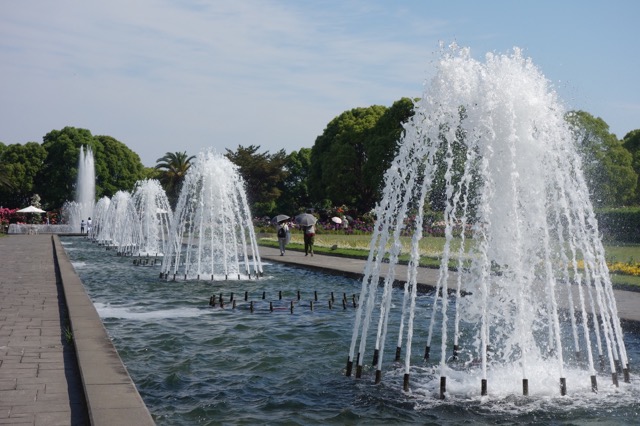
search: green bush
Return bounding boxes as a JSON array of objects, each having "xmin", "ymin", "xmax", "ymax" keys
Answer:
[{"xmin": 596, "ymin": 207, "xmax": 640, "ymax": 243}]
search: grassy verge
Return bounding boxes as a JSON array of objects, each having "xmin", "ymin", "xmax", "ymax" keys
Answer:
[
  {"xmin": 259, "ymin": 233, "xmax": 640, "ymax": 290},
  {"xmin": 259, "ymin": 237, "xmax": 445, "ymax": 268}
]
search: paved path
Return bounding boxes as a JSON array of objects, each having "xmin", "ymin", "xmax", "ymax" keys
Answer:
[
  {"xmin": 0, "ymin": 235, "xmax": 154, "ymax": 426},
  {"xmin": 258, "ymin": 245, "xmax": 640, "ymax": 325},
  {"xmin": 0, "ymin": 235, "xmax": 89, "ymax": 425}
]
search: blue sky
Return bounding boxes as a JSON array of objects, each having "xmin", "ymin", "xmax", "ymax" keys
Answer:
[{"xmin": 1, "ymin": 1, "xmax": 638, "ymax": 167}]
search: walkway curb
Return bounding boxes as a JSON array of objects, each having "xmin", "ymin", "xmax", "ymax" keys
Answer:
[
  {"xmin": 258, "ymin": 245, "xmax": 640, "ymax": 327},
  {"xmin": 51, "ymin": 236, "xmax": 155, "ymax": 426}
]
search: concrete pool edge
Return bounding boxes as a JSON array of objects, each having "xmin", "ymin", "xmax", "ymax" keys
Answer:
[{"xmin": 52, "ymin": 235, "xmax": 156, "ymax": 426}]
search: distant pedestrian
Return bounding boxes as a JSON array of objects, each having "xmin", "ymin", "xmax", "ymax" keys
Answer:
[
  {"xmin": 277, "ymin": 221, "xmax": 289, "ymax": 255},
  {"xmin": 87, "ymin": 217, "xmax": 92, "ymax": 234},
  {"xmin": 304, "ymin": 224, "xmax": 315, "ymax": 256},
  {"xmin": 80, "ymin": 219, "xmax": 86, "ymax": 234}
]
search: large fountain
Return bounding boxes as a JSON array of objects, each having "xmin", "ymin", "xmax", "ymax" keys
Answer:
[
  {"xmin": 62, "ymin": 145, "xmax": 96, "ymax": 232},
  {"xmin": 89, "ymin": 180, "xmax": 172, "ymax": 257},
  {"xmin": 94, "ymin": 190, "xmax": 138, "ymax": 254},
  {"xmin": 160, "ymin": 150, "xmax": 263, "ymax": 281},
  {"xmin": 347, "ymin": 46, "xmax": 629, "ymax": 398},
  {"xmin": 88, "ymin": 196, "xmax": 110, "ymax": 242},
  {"xmin": 130, "ymin": 179, "xmax": 173, "ymax": 257}
]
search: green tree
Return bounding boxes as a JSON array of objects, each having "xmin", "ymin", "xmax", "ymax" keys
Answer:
[
  {"xmin": 567, "ymin": 111, "xmax": 637, "ymax": 207},
  {"xmin": 225, "ymin": 145, "xmax": 288, "ymax": 217},
  {"xmin": 622, "ymin": 129, "xmax": 640, "ymax": 204},
  {"xmin": 154, "ymin": 151, "xmax": 195, "ymax": 208},
  {"xmin": 37, "ymin": 127, "xmax": 95, "ymax": 209},
  {"xmin": 0, "ymin": 142, "xmax": 47, "ymax": 208},
  {"xmin": 94, "ymin": 135, "xmax": 145, "ymax": 197},
  {"xmin": 142, "ymin": 166, "xmax": 161, "ymax": 181},
  {"xmin": 0, "ymin": 143, "xmax": 14, "ymax": 199},
  {"xmin": 310, "ymin": 105, "xmax": 386, "ymax": 211},
  {"xmin": 310, "ymin": 98, "xmax": 415, "ymax": 213},
  {"xmin": 276, "ymin": 148, "xmax": 311, "ymax": 214},
  {"xmin": 36, "ymin": 127, "xmax": 146, "ymax": 209},
  {"xmin": 365, "ymin": 98, "xmax": 416, "ymax": 207}
]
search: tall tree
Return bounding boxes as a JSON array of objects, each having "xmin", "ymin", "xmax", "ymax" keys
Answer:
[
  {"xmin": 622, "ymin": 129, "xmax": 640, "ymax": 204},
  {"xmin": 567, "ymin": 111, "xmax": 637, "ymax": 207},
  {"xmin": 37, "ymin": 127, "xmax": 96, "ymax": 209},
  {"xmin": 154, "ymin": 151, "xmax": 195, "ymax": 208},
  {"xmin": 36, "ymin": 127, "xmax": 146, "ymax": 209},
  {"xmin": 310, "ymin": 105, "xmax": 386, "ymax": 211},
  {"xmin": 225, "ymin": 145, "xmax": 288, "ymax": 217},
  {"xmin": 276, "ymin": 148, "xmax": 311, "ymax": 214},
  {"xmin": 310, "ymin": 98, "xmax": 415, "ymax": 213},
  {"xmin": 0, "ymin": 142, "xmax": 47, "ymax": 208},
  {"xmin": 364, "ymin": 98, "xmax": 416, "ymax": 207},
  {"xmin": 94, "ymin": 135, "xmax": 146, "ymax": 198}
]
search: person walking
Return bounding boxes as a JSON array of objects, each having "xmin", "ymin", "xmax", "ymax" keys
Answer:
[
  {"xmin": 304, "ymin": 223, "xmax": 315, "ymax": 256},
  {"xmin": 277, "ymin": 221, "xmax": 289, "ymax": 255}
]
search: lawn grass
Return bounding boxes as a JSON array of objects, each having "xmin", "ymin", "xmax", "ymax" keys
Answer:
[{"xmin": 260, "ymin": 232, "xmax": 640, "ymax": 289}]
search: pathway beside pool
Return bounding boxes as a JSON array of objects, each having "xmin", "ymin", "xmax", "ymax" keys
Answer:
[
  {"xmin": 0, "ymin": 234, "xmax": 154, "ymax": 426},
  {"xmin": 259, "ymin": 245, "xmax": 640, "ymax": 325}
]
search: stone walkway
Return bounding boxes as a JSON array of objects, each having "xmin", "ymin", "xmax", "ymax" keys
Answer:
[
  {"xmin": 0, "ymin": 235, "xmax": 155, "ymax": 426},
  {"xmin": 0, "ymin": 235, "xmax": 88, "ymax": 425}
]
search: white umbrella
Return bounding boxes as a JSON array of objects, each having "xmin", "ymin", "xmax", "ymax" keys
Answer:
[
  {"xmin": 16, "ymin": 205, "xmax": 46, "ymax": 213},
  {"xmin": 331, "ymin": 216, "xmax": 342, "ymax": 224}
]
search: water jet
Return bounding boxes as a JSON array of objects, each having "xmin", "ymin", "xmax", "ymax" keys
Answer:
[
  {"xmin": 161, "ymin": 150, "xmax": 262, "ymax": 281},
  {"xmin": 347, "ymin": 46, "xmax": 631, "ymax": 399}
]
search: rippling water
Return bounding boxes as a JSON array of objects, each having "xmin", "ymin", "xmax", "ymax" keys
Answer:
[{"xmin": 62, "ymin": 237, "xmax": 640, "ymax": 425}]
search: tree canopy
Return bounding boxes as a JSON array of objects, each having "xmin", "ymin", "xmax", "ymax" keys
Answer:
[
  {"xmin": 154, "ymin": 151, "xmax": 195, "ymax": 208},
  {"xmin": 567, "ymin": 111, "xmax": 637, "ymax": 207},
  {"xmin": 276, "ymin": 148, "xmax": 312, "ymax": 215},
  {"xmin": 36, "ymin": 127, "xmax": 145, "ymax": 209},
  {"xmin": 95, "ymin": 135, "xmax": 146, "ymax": 198},
  {"xmin": 309, "ymin": 98, "xmax": 415, "ymax": 213},
  {"xmin": 623, "ymin": 129, "xmax": 640, "ymax": 204},
  {"xmin": 0, "ymin": 104, "xmax": 638, "ymax": 218},
  {"xmin": 0, "ymin": 141, "xmax": 47, "ymax": 207},
  {"xmin": 225, "ymin": 145, "xmax": 288, "ymax": 217}
]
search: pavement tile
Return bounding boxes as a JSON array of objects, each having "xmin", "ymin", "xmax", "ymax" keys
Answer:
[
  {"xmin": 0, "ymin": 380, "xmax": 16, "ymax": 391},
  {"xmin": 9, "ymin": 401, "xmax": 71, "ymax": 414},
  {"xmin": 0, "ymin": 389, "xmax": 37, "ymax": 404},
  {"xmin": 0, "ymin": 412, "xmax": 35, "ymax": 424},
  {"xmin": 0, "ymin": 369, "xmax": 37, "ymax": 379}
]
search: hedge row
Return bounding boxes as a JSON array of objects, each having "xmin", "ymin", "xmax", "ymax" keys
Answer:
[{"xmin": 596, "ymin": 207, "xmax": 640, "ymax": 243}]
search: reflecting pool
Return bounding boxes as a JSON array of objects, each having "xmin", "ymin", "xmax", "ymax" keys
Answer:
[{"xmin": 62, "ymin": 237, "xmax": 640, "ymax": 425}]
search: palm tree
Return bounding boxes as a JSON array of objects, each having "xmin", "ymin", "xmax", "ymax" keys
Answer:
[{"xmin": 155, "ymin": 151, "xmax": 195, "ymax": 208}]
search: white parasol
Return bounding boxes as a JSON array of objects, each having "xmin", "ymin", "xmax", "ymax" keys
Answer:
[{"xmin": 16, "ymin": 205, "xmax": 46, "ymax": 213}]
